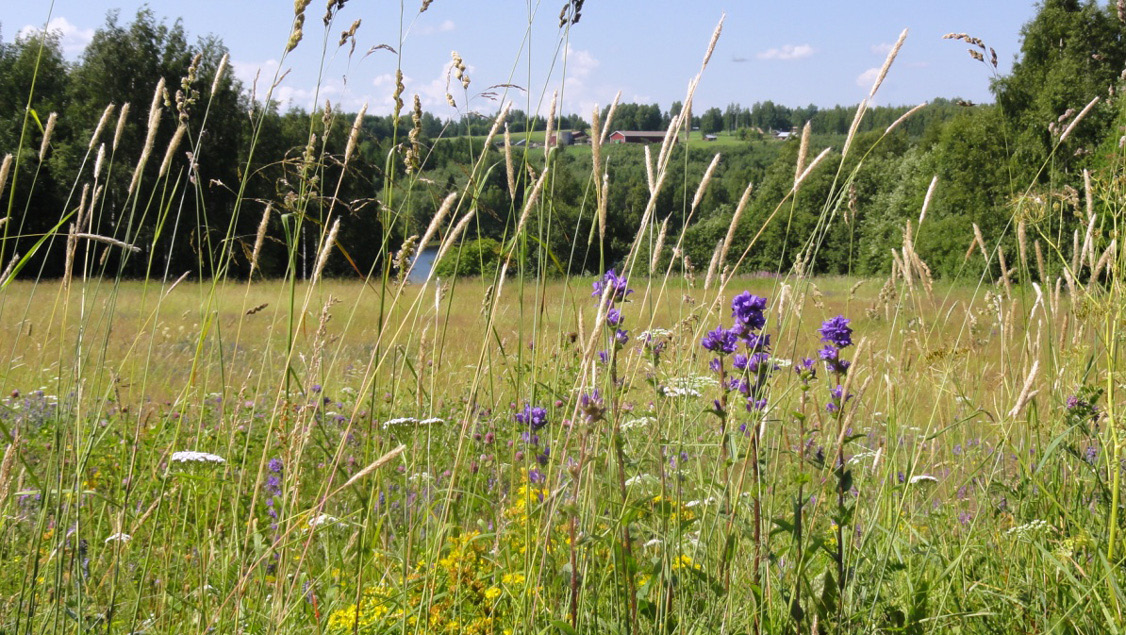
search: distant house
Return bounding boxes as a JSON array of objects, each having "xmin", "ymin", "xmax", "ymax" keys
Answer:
[
  {"xmin": 773, "ymin": 129, "xmax": 796, "ymax": 140},
  {"xmin": 703, "ymin": 134, "xmax": 718, "ymax": 141},
  {"xmin": 607, "ymin": 130, "xmax": 668, "ymax": 144},
  {"xmin": 548, "ymin": 130, "xmax": 589, "ymax": 146}
]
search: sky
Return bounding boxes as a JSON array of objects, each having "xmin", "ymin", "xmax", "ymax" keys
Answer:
[{"xmin": 4, "ymin": 0, "xmax": 1041, "ymax": 119}]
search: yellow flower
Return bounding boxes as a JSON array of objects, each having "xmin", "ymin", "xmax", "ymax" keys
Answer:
[{"xmin": 485, "ymin": 586, "xmax": 502, "ymax": 600}]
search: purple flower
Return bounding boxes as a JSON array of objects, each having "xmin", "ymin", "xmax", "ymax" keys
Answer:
[
  {"xmin": 528, "ymin": 468, "xmax": 545, "ymax": 483},
  {"xmin": 819, "ymin": 345, "xmax": 851, "ymax": 375},
  {"xmin": 614, "ymin": 329, "xmax": 630, "ymax": 347},
  {"xmin": 826, "ymin": 384, "xmax": 853, "ymax": 413},
  {"xmin": 515, "ymin": 404, "xmax": 549, "ymax": 430},
  {"xmin": 592, "ymin": 269, "xmax": 632, "ymax": 304},
  {"xmin": 819, "ymin": 315, "xmax": 853, "ymax": 349},
  {"xmin": 268, "ymin": 458, "xmax": 284, "ymax": 474},
  {"xmin": 581, "ymin": 390, "xmax": 605, "ymax": 422},
  {"xmin": 701, "ymin": 326, "xmax": 739, "ymax": 354},
  {"xmin": 731, "ymin": 292, "xmax": 767, "ymax": 332},
  {"xmin": 598, "ymin": 350, "xmax": 609, "ymax": 364},
  {"xmin": 607, "ymin": 308, "xmax": 623, "ymax": 327}
]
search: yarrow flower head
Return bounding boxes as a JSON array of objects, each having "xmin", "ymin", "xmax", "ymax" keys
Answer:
[
  {"xmin": 515, "ymin": 404, "xmax": 549, "ymax": 430},
  {"xmin": 170, "ymin": 451, "xmax": 226, "ymax": 465},
  {"xmin": 592, "ymin": 269, "xmax": 632, "ymax": 305}
]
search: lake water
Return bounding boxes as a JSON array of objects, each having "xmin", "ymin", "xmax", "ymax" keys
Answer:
[{"xmin": 409, "ymin": 245, "xmax": 439, "ymax": 282}]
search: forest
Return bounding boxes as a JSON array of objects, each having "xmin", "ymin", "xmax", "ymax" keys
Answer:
[{"xmin": 0, "ymin": 0, "xmax": 1122, "ymax": 282}]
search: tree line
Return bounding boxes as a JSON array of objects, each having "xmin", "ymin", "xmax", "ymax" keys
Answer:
[{"xmin": 1, "ymin": 0, "xmax": 1122, "ymax": 282}]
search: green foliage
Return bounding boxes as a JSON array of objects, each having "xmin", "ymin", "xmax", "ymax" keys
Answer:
[{"xmin": 433, "ymin": 236, "xmax": 503, "ymax": 278}]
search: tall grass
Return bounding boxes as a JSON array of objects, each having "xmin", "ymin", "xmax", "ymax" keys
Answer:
[{"xmin": 1, "ymin": 3, "xmax": 1125, "ymax": 634}]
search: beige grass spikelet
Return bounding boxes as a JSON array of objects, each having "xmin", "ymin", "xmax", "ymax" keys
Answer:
[
  {"xmin": 1007, "ymin": 359, "xmax": 1039, "ymax": 419},
  {"xmin": 113, "ymin": 103, "xmax": 131, "ymax": 152},
  {"xmin": 869, "ymin": 29, "xmax": 908, "ymax": 101},
  {"xmin": 311, "ymin": 218, "xmax": 341, "ymax": 284},
  {"xmin": 651, "ymin": 216, "xmax": 669, "ymax": 275},
  {"xmin": 504, "ymin": 124, "xmax": 515, "ymax": 199},
  {"xmin": 130, "ymin": 78, "xmax": 167, "ymax": 195},
  {"xmin": 0, "ymin": 254, "xmax": 18, "ymax": 285},
  {"xmin": 75, "ymin": 233, "xmax": 142, "ymax": 253},
  {"xmin": 0, "ymin": 429, "xmax": 20, "ymax": 514},
  {"xmin": 544, "ymin": 91, "xmax": 557, "ymax": 159},
  {"xmin": 417, "ymin": 192, "xmax": 457, "ymax": 257},
  {"xmin": 1060, "ymin": 96, "xmax": 1098, "ymax": 142},
  {"xmin": 692, "ymin": 154, "xmax": 721, "ymax": 211},
  {"xmin": 972, "ymin": 223, "xmax": 988, "ymax": 261},
  {"xmin": 793, "ymin": 147, "xmax": 831, "ymax": 193},
  {"xmin": 336, "ymin": 444, "xmax": 405, "ymax": 493},
  {"xmin": 718, "ymin": 181, "xmax": 752, "ymax": 280},
  {"xmin": 1081, "ymin": 213, "xmax": 1097, "ymax": 271},
  {"xmin": 0, "ymin": 154, "xmax": 13, "ymax": 197},
  {"xmin": 38, "ymin": 112, "xmax": 58, "ymax": 162},
  {"xmin": 211, "ymin": 52, "xmax": 229, "ymax": 96},
  {"xmin": 1035, "ymin": 240, "xmax": 1046, "ymax": 285},
  {"xmin": 1017, "ymin": 220, "xmax": 1028, "ymax": 273},
  {"xmin": 885, "ymin": 102, "xmax": 926, "ymax": 135},
  {"xmin": 431, "ymin": 209, "xmax": 477, "ymax": 279},
  {"xmin": 703, "ymin": 241, "xmax": 722, "ymax": 290},
  {"xmin": 794, "ymin": 121, "xmax": 811, "ymax": 184},
  {"xmin": 159, "ymin": 124, "xmax": 188, "ymax": 178},
  {"xmin": 343, "ymin": 102, "xmax": 367, "ymax": 168},
  {"xmin": 250, "ymin": 203, "xmax": 272, "ymax": 276},
  {"xmin": 601, "ymin": 91, "xmax": 622, "ymax": 145},
  {"xmin": 88, "ymin": 104, "xmax": 115, "ymax": 151},
  {"xmin": 918, "ymin": 175, "xmax": 937, "ymax": 225}
]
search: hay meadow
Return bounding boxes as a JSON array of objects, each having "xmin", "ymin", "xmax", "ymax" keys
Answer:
[{"xmin": 3, "ymin": 2, "xmax": 1126, "ymax": 633}]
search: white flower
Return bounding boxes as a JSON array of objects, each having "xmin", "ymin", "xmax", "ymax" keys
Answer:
[
  {"xmin": 661, "ymin": 386, "xmax": 701, "ymax": 398},
  {"xmin": 382, "ymin": 417, "xmax": 418, "ymax": 429},
  {"xmin": 621, "ymin": 416, "xmax": 655, "ymax": 431},
  {"xmin": 308, "ymin": 514, "xmax": 341, "ymax": 528},
  {"xmin": 408, "ymin": 472, "xmax": 432, "ymax": 483},
  {"xmin": 104, "ymin": 532, "xmax": 132, "ymax": 544},
  {"xmin": 170, "ymin": 451, "xmax": 225, "ymax": 464},
  {"xmin": 418, "ymin": 417, "xmax": 445, "ymax": 425},
  {"xmin": 908, "ymin": 474, "xmax": 938, "ymax": 485}
]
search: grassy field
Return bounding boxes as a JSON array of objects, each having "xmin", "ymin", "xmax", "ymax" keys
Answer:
[
  {"xmin": 1, "ymin": 269, "xmax": 1119, "ymax": 633},
  {"xmin": 2, "ymin": 5, "xmax": 1125, "ymax": 634}
]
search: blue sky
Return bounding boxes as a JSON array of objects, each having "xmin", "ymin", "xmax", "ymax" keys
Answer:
[{"xmin": 5, "ymin": 1, "xmax": 1040, "ymax": 118}]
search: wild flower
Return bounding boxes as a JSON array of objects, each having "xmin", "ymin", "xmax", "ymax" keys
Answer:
[
  {"xmin": 592, "ymin": 269, "xmax": 632, "ymax": 304},
  {"xmin": 515, "ymin": 404, "xmax": 548, "ymax": 430},
  {"xmin": 908, "ymin": 474, "xmax": 938, "ymax": 485},
  {"xmin": 170, "ymin": 451, "xmax": 225, "ymax": 464},
  {"xmin": 826, "ymin": 384, "xmax": 854, "ymax": 413},
  {"xmin": 104, "ymin": 532, "xmax": 132, "ymax": 544},
  {"xmin": 701, "ymin": 326, "xmax": 739, "ymax": 354},
  {"xmin": 580, "ymin": 390, "xmax": 605, "ymax": 422},
  {"xmin": 819, "ymin": 315, "xmax": 853, "ymax": 348},
  {"xmin": 731, "ymin": 291, "xmax": 767, "ymax": 333}
]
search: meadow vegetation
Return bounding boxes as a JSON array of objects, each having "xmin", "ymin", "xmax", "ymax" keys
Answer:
[{"xmin": 2, "ymin": 0, "xmax": 1126, "ymax": 633}]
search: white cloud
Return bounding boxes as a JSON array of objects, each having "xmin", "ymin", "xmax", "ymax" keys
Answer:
[
  {"xmin": 414, "ymin": 19, "xmax": 456, "ymax": 36},
  {"xmin": 856, "ymin": 67, "xmax": 880, "ymax": 88},
  {"xmin": 756, "ymin": 44, "xmax": 814, "ymax": 61},
  {"xmin": 870, "ymin": 42, "xmax": 893, "ymax": 56},
  {"xmin": 18, "ymin": 17, "xmax": 94, "ymax": 58},
  {"xmin": 565, "ymin": 43, "xmax": 599, "ymax": 77}
]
